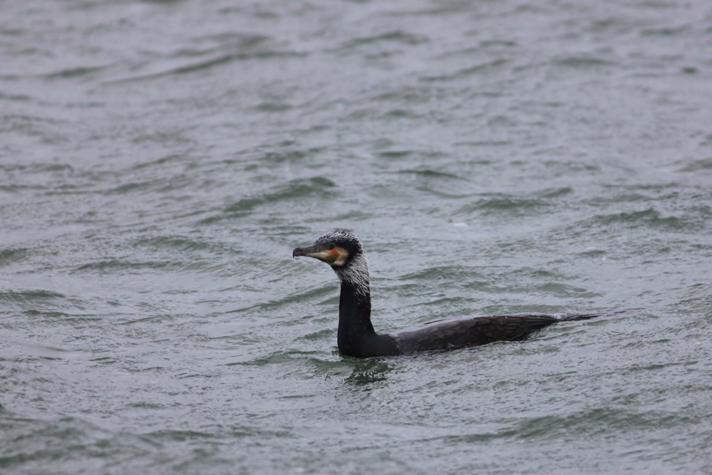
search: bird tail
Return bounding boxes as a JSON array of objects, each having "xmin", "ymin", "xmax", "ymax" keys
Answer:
[{"xmin": 556, "ymin": 313, "xmax": 600, "ymax": 322}]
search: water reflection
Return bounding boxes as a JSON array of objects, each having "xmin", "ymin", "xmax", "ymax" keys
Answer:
[{"xmin": 344, "ymin": 358, "xmax": 395, "ymax": 386}]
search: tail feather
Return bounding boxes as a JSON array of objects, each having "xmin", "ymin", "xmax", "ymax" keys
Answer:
[{"xmin": 556, "ymin": 313, "xmax": 600, "ymax": 322}]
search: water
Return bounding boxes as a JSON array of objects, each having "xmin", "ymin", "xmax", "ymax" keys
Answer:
[{"xmin": 2, "ymin": 0, "xmax": 712, "ymax": 473}]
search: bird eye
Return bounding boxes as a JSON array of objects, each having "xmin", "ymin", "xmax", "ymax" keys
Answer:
[{"xmin": 328, "ymin": 243, "xmax": 336, "ymax": 250}]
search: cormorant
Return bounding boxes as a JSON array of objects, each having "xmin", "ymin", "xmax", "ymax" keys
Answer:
[{"xmin": 293, "ymin": 230, "xmax": 597, "ymax": 358}]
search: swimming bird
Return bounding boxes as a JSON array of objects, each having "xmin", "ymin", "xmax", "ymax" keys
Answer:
[{"xmin": 293, "ymin": 230, "xmax": 597, "ymax": 358}]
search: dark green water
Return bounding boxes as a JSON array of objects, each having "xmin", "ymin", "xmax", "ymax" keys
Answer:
[{"xmin": 2, "ymin": 0, "xmax": 712, "ymax": 473}]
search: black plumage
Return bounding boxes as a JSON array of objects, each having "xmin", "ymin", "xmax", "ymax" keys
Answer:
[{"xmin": 293, "ymin": 231, "xmax": 596, "ymax": 358}]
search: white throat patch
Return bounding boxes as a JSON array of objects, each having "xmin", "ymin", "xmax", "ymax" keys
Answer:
[{"xmin": 335, "ymin": 253, "xmax": 370, "ymax": 296}]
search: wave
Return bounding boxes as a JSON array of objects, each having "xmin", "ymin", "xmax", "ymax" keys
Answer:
[{"xmin": 199, "ymin": 176, "xmax": 337, "ymax": 224}]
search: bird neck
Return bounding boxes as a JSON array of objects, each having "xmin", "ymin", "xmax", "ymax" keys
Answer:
[{"xmin": 337, "ymin": 279, "xmax": 376, "ymax": 355}]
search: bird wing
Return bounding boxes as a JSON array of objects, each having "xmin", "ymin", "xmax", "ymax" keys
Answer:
[{"xmin": 393, "ymin": 314, "xmax": 558, "ymax": 353}]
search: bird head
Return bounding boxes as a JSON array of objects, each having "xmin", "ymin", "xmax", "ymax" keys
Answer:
[
  {"xmin": 293, "ymin": 230, "xmax": 370, "ymax": 294},
  {"xmin": 292, "ymin": 229, "xmax": 362, "ymax": 268}
]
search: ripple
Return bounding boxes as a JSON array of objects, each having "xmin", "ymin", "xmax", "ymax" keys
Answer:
[
  {"xmin": 199, "ymin": 176, "xmax": 336, "ymax": 224},
  {"xmin": 679, "ymin": 158, "xmax": 712, "ymax": 172},
  {"xmin": 43, "ymin": 65, "xmax": 107, "ymax": 80},
  {"xmin": 552, "ymin": 55, "xmax": 614, "ymax": 68},
  {"xmin": 420, "ymin": 58, "xmax": 509, "ymax": 82},
  {"xmin": 23, "ymin": 309, "xmax": 99, "ymax": 322},
  {"xmin": 592, "ymin": 208, "xmax": 690, "ymax": 230},
  {"xmin": 1, "ymin": 339, "xmax": 87, "ymax": 361},
  {"xmin": 0, "ymin": 248, "xmax": 28, "ymax": 266},
  {"xmin": 533, "ymin": 282, "xmax": 600, "ymax": 298},
  {"xmin": 259, "ymin": 147, "xmax": 325, "ymax": 164},
  {"xmin": 235, "ymin": 350, "xmax": 327, "ymax": 367},
  {"xmin": 537, "ymin": 187, "xmax": 573, "ymax": 198},
  {"xmin": 395, "ymin": 168, "xmax": 465, "ymax": 181},
  {"xmin": 107, "ymin": 37, "xmax": 304, "ymax": 83},
  {"xmin": 133, "ymin": 235, "xmax": 216, "ymax": 253},
  {"xmin": 377, "ymin": 150, "xmax": 413, "ymax": 159},
  {"xmin": 513, "ymin": 407, "xmax": 692, "ymax": 441},
  {"xmin": 342, "ymin": 31, "xmax": 426, "ymax": 48},
  {"xmin": 2, "ymin": 0, "xmax": 711, "ymax": 472},
  {"xmin": 0, "ymin": 289, "xmax": 67, "ymax": 305},
  {"xmin": 576, "ymin": 249, "xmax": 607, "ymax": 258},
  {"xmin": 73, "ymin": 259, "xmax": 185, "ymax": 273},
  {"xmin": 130, "ymin": 154, "xmax": 183, "ymax": 171},
  {"xmin": 229, "ymin": 284, "xmax": 334, "ymax": 314},
  {"xmin": 344, "ymin": 359, "xmax": 395, "ymax": 385},
  {"xmin": 401, "ymin": 265, "xmax": 480, "ymax": 281},
  {"xmin": 0, "ymin": 415, "xmax": 155, "ymax": 470},
  {"xmin": 457, "ymin": 195, "xmax": 547, "ymax": 216},
  {"xmin": 106, "ymin": 180, "xmax": 158, "ymax": 194},
  {"xmin": 640, "ymin": 25, "xmax": 689, "ymax": 36},
  {"xmin": 296, "ymin": 328, "xmax": 333, "ymax": 342},
  {"xmin": 142, "ymin": 429, "xmax": 218, "ymax": 442},
  {"xmin": 254, "ymin": 101, "xmax": 293, "ymax": 113}
]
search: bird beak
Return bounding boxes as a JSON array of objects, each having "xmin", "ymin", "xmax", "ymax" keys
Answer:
[
  {"xmin": 292, "ymin": 244, "xmax": 347, "ymax": 265},
  {"xmin": 292, "ymin": 245, "xmax": 341, "ymax": 264},
  {"xmin": 293, "ymin": 245, "xmax": 321, "ymax": 259}
]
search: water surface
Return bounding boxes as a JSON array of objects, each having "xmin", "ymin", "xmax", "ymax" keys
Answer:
[{"xmin": 2, "ymin": 0, "xmax": 712, "ymax": 473}]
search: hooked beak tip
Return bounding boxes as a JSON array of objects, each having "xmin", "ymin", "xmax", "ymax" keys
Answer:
[{"xmin": 292, "ymin": 247, "xmax": 306, "ymax": 258}]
